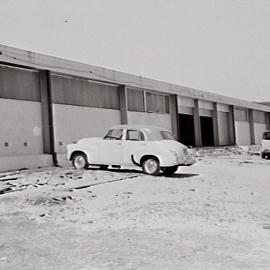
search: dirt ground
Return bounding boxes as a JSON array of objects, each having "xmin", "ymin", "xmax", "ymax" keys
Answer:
[{"xmin": 1, "ymin": 150, "xmax": 270, "ymax": 270}]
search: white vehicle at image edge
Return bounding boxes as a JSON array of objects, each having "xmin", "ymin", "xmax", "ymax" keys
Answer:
[
  {"xmin": 261, "ymin": 130, "xmax": 270, "ymax": 159},
  {"xmin": 67, "ymin": 125, "xmax": 196, "ymax": 176}
]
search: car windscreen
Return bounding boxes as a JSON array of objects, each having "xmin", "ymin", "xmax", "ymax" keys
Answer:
[
  {"xmin": 104, "ymin": 129, "xmax": 123, "ymax": 140},
  {"xmin": 263, "ymin": 132, "xmax": 270, "ymax": 140}
]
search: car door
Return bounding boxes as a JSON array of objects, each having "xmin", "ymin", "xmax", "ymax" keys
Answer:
[
  {"xmin": 98, "ymin": 128, "xmax": 124, "ymax": 165},
  {"xmin": 122, "ymin": 129, "xmax": 147, "ymax": 165}
]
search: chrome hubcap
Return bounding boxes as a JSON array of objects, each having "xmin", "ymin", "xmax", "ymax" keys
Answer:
[
  {"xmin": 145, "ymin": 159, "xmax": 158, "ymax": 174},
  {"xmin": 74, "ymin": 156, "xmax": 86, "ymax": 169}
]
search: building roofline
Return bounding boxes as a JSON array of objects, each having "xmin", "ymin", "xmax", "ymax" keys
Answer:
[{"xmin": 1, "ymin": 43, "xmax": 270, "ymax": 112}]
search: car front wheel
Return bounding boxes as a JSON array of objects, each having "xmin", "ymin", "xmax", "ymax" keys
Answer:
[
  {"xmin": 142, "ymin": 158, "xmax": 160, "ymax": 176},
  {"xmin": 162, "ymin": 166, "xmax": 178, "ymax": 176},
  {"xmin": 72, "ymin": 153, "xmax": 88, "ymax": 169}
]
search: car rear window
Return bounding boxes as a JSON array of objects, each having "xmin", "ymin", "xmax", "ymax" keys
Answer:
[
  {"xmin": 160, "ymin": 131, "xmax": 175, "ymax": 140},
  {"xmin": 263, "ymin": 132, "xmax": 270, "ymax": 140}
]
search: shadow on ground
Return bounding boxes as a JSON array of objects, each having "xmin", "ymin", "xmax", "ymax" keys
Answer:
[
  {"xmin": 168, "ymin": 173, "xmax": 199, "ymax": 179},
  {"xmin": 86, "ymin": 167, "xmax": 199, "ymax": 179}
]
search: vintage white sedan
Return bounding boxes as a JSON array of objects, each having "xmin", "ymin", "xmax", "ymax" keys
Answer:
[{"xmin": 67, "ymin": 125, "xmax": 195, "ymax": 176}]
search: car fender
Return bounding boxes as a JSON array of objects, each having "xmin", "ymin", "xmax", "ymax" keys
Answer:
[
  {"xmin": 67, "ymin": 143, "xmax": 99, "ymax": 164},
  {"xmin": 132, "ymin": 148, "xmax": 178, "ymax": 167}
]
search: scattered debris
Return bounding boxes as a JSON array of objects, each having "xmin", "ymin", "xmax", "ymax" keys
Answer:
[
  {"xmin": 263, "ymin": 225, "xmax": 270, "ymax": 230},
  {"xmin": 0, "ymin": 256, "xmax": 7, "ymax": 262},
  {"xmin": 67, "ymin": 174, "xmax": 139, "ymax": 191},
  {"xmin": 0, "ymin": 177, "xmax": 19, "ymax": 182}
]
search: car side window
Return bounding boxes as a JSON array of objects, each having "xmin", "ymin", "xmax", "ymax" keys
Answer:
[
  {"xmin": 126, "ymin": 130, "xmax": 145, "ymax": 141},
  {"xmin": 104, "ymin": 129, "xmax": 123, "ymax": 140}
]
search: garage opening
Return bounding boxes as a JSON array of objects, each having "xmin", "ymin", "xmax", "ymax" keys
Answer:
[
  {"xmin": 200, "ymin": 116, "xmax": 214, "ymax": 146},
  {"xmin": 178, "ymin": 114, "xmax": 195, "ymax": 146}
]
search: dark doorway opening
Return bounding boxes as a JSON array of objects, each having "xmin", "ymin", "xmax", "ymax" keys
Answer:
[
  {"xmin": 200, "ymin": 116, "xmax": 214, "ymax": 146},
  {"xmin": 178, "ymin": 114, "xmax": 195, "ymax": 146}
]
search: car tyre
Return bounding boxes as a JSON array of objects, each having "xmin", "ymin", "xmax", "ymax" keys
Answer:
[
  {"xmin": 163, "ymin": 166, "xmax": 178, "ymax": 177},
  {"xmin": 72, "ymin": 153, "xmax": 88, "ymax": 170},
  {"xmin": 142, "ymin": 157, "xmax": 160, "ymax": 176}
]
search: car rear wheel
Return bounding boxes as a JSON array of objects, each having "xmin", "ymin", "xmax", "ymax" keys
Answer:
[
  {"xmin": 163, "ymin": 166, "xmax": 178, "ymax": 176},
  {"xmin": 142, "ymin": 158, "xmax": 160, "ymax": 176},
  {"xmin": 72, "ymin": 153, "xmax": 88, "ymax": 169}
]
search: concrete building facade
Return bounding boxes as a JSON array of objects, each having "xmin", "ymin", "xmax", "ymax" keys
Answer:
[{"xmin": 0, "ymin": 44, "xmax": 270, "ymax": 171}]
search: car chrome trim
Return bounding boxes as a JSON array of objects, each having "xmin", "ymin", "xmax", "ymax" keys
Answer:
[{"xmin": 131, "ymin": 155, "xmax": 140, "ymax": 167}]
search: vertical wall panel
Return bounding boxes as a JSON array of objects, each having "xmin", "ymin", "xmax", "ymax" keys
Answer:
[
  {"xmin": 51, "ymin": 74, "xmax": 120, "ymax": 109},
  {"xmin": 0, "ymin": 65, "xmax": 40, "ymax": 101},
  {"xmin": 53, "ymin": 104, "xmax": 121, "ymax": 154},
  {"xmin": 235, "ymin": 122, "xmax": 251, "ymax": 145},
  {"xmin": 127, "ymin": 111, "xmax": 172, "ymax": 131},
  {"xmin": 218, "ymin": 112, "xmax": 230, "ymax": 145},
  {"xmin": 0, "ymin": 99, "xmax": 43, "ymax": 156},
  {"xmin": 254, "ymin": 123, "xmax": 267, "ymax": 144},
  {"xmin": 127, "ymin": 88, "xmax": 145, "ymax": 112}
]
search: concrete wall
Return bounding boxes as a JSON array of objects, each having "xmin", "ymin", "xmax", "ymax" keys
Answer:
[
  {"xmin": 235, "ymin": 121, "xmax": 251, "ymax": 145},
  {"xmin": 217, "ymin": 103, "xmax": 229, "ymax": 113},
  {"xmin": 53, "ymin": 104, "xmax": 121, "ymax": 153},
  {"xmin": 0, "ymin": 155, "xmax": 52, "ymax": 172},
  {"xmin": 178, "ymin": 96, "xmax": 195, "ymax": 107},
  {"xmin": 0, "ymin": 98, "xmax": 43, "ymax": 156},
  {"xmin": 178, "ymin": 106, "xmax": 194, "ymax": 115},
  {"xmin": 218, "ymin": 112, "xmax": 230, "ymax": 146},
  {"xmin": 127, "ymin": 111, "xmax": 172, "ymax": 131},
  {"xmin": 199, "ymin": 100, "xmax": 214, "ymax": 110},
  {"xmin": 254, "ymin": 123, "xmax": 267, "ymax": 144}
]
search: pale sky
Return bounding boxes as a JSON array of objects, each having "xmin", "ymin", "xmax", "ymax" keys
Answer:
[{"xmin": 1, "ymin": 0, "xmax": 270, "ymax": 102}]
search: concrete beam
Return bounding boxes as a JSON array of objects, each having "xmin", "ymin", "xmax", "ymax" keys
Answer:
[
  {"xmin": 248, "ymin": 109, "xmax": 255, "ymax": 145},
  {"xmin": 194, "ymin": 99, "xmax": 202, "ymax": 147},
  {"xmin": 169, "ymin": 94, "xmax": 179, "ymax": 140},
  {"xmin": 119, "ymin": 85, "xmax": 128, "ymax": 124},
  {"xmin": 212, "ymin": 102, "xmax": 219, "ymax": 146}
]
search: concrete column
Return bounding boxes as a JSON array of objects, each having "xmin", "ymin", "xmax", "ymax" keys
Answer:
[
  {"xmin": 212, "ymin": 102, "xmax": 219, "ymax": 146},
  {"xmin": 119, "ymin": 85, "xmax": 128, "ymax": 124},
  {"xmin": 169, "ymin": 94, "xmax": 179, "ymax": 140},
  {"xmin": 39, "ymin": 70, "xmax": 58, "ymax": 165},
  {"xmin": 248, "ymin": 109, "xmax": 255, "ymax": 145},
  {"xmin": 266, "ymin": 113, "xmax": 270, "ymax": 130},
  {"xmin": 194, "ymin": 99, "xmax": 202, "ymax": 147},
  {"xmin": 228, "ymin": 105, "xmax": 236, "ymax": 145}
]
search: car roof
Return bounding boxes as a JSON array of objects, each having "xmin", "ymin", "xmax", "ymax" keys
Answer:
[{"xmin": 109, "ymin": 124, "xmax": 170, "ymax": 133}]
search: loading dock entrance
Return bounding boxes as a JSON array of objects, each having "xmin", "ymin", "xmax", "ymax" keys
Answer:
[
  {"xmin": 178, "ymin": 114, "xmax": 195, "ymax": 146},
  {"xmin": 200, "ymin": 116, "xmax": 214, "ymax": 146}
]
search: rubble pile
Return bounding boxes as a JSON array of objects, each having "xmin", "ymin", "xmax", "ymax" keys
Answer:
[{"xmin": 196, "ymin": 145, "xmax": 261, "ymax": 157}]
